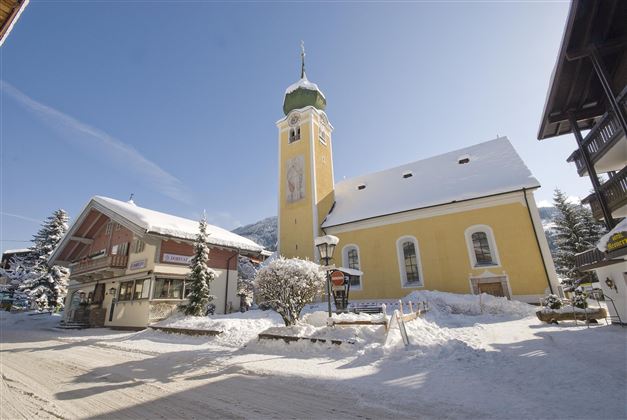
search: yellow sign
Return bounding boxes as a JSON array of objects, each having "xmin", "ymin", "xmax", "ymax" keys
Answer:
[{"xmin": 607, "ymin": 231, "xmax": 627, "ymax": 252}]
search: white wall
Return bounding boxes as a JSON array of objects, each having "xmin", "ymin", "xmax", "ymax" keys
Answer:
[{"xmin": 595, "ymin": 260, "xmax": 627, "ymax": 324}]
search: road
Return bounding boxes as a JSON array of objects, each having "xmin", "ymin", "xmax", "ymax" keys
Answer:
[{"xmin": 1, "ymin": 325, "xmax": 397, "ymax": 419}]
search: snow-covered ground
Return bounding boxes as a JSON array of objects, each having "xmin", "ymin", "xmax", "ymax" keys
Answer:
[{"xmin": 1, "ymin": 293, "xmax": 625, "ymax": 419}]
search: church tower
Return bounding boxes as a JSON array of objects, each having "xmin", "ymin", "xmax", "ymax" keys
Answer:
[{"xmin": 277, "ymin": 44, "xmax": 335, "ymax": 260}]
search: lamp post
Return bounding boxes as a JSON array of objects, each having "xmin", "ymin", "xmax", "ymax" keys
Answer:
[{"xmin": 314, "ymin": 235, "xmax": 339, "ymax": 318}]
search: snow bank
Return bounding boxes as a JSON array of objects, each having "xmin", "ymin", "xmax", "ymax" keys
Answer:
[
  {"xmin": 401, "ymin": 290, "xmax": 536, "ymax": 318},
  {"xmin": 153, "ymin": 310, "xmax": 283, "ymax": 348}
]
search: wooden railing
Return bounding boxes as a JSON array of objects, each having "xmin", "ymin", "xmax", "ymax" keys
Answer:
[
  {"xmin": 583, "ymin": 166, "xmax": 627, "ymax": 220},
  {"xmin": 574, "ymin": 248, "xmax": 607, "ymax": 270},
  {"xmin": 570, "ymin": 86, "xmax": 627, "ymax": 175},
  {"xmin": 71, "ymin": 255, "xmax": 128, "ymax": 276}
]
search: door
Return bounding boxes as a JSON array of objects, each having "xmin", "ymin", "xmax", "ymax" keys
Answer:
[{"xmin": 478, "ymin": 282, "xmax": 505, "ymax": 297}]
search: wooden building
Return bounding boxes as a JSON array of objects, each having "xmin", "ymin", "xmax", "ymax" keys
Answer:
[
  {"xmin": 49, "ymin": 196, "xmax": 264, "ymax": 329},
  {"xmin": 537, "ymin": 0, "xmax": 626, "ymax": 323}
]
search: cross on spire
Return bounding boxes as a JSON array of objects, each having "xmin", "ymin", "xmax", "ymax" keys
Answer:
[{"xmin": 300, "ymin": 40, "xmax": 306, "ymax": 79}]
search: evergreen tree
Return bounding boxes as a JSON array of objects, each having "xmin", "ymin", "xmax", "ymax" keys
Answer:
[
  {"xmin": 184, "ymin": 217, "xmax": 216, "ymax": 316},
  {"xmin": 20, "ymin": 210, "xmax": 70, "ymax": 309},
  {"xmin": 552, "ymin": 189, "xmax": 605, "ymax": 285}
]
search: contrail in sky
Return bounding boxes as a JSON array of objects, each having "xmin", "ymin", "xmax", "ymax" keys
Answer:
[{"xmin": 1, "ymin": 81, "xmax": 193, "ymax": 205}]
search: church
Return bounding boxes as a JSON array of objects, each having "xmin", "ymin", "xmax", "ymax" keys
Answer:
[{"xmin": 277, "ymin": 50, "xmax": 559, "ymax": 303}]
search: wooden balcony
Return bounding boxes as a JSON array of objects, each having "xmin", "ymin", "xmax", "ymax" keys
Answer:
[
  {"xmin": 70, "ymin": 255, "xmax": 128, "ymax": 278},
  {"xmin": 582, "ymin": 166, "xmax": 627, "ymax": 221},
  {"xmin": 568, "ymin": 86, "xmax": 627, "ymax": 176},
  {"xmin": 575, "ymin": 247, "xmax": 623, "ymax": 271}
]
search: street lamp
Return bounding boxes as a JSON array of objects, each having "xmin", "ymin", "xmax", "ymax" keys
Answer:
[{"xmin": 314, "ymin": 235, "xmax": 339, "ymax": 317}]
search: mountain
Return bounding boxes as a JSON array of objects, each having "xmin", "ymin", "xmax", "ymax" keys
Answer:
[{"xmin": 232, "ymin": 216, "xmax": 277, "ymax": 251}]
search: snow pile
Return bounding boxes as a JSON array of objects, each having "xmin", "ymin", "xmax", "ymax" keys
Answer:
[
  {"xmin": 153, "ymin": 310, "xmax": 283, "ymax": 347},
  {"xmin": 402, "ymin": 290, "xmax": 536, "ymax": 318}
]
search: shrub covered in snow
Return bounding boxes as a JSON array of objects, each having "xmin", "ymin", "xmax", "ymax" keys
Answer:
[
  {"xmin": 254, "ymin": 257, "xmax": 325, "ymax": 326},
  {"xmin": 543, "ymin": 294, "xmax": 563, "ymax": 310},
  {"xmin": 571, "ymin": 292, "xmax": 588, "ymax": 309}
]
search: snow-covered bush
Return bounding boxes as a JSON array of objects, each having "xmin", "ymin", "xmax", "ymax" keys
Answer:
[
  {"xmin": 543, "ymin": 294, "xmax": 563, "ymax": 310},
  {"xmin": 572, "ymin": 292, "xmax": 588, "ymax": 309},
  {"xmin": 254, "ymin": 257, "xmax": 325, "ymax": 326}
]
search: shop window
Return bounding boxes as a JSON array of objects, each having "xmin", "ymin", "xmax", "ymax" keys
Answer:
[
  {"xmin": 133, "ymin": 279, "xmax": 150, "ymax": 300},
  {"xmin": 153, "ymin": 278, "xmax": 184, "ymax": 299},
  {"xmin": 118, "ymin": 280, "xmax": 134, "ymax": 301}
]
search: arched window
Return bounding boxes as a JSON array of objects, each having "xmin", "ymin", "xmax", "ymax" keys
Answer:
[
  {"xmin": 465, "ymin": 225, "xmax": 500, "ymax": 268},
  {"xmin": 396, "ymin": 236, "xmax": 423, "ymax": 287},
  {"xmin": 289, "ymin": 127, "xmax": 301, "ymax": 143},
  {"xmin": 342, "ymin": 245, "xmax": 361, "ymax": 289}
]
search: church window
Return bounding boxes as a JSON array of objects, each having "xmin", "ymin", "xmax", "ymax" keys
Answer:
[
  {"xmin": 465, "ymin": 225, "xmax": 500, "ymax": 268},
  {"xmin": 396, "ymin": 236, "xmax": 423, "ymax": 287},
  {"xmin": 342, "ymin": 245, "xmax": 362, "ymax": 289},
  {"xmin": 319, "ymin": 130, "xmax": 327, "ymax": 145},
  {"xmin": 289, "ymin": 127, "xmax": 301, "ymax": 143}
]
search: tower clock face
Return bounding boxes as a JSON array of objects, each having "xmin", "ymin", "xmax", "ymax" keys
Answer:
[{"xmin": 288, "ymin": 113, "xmax": 300, "ymax": 128}]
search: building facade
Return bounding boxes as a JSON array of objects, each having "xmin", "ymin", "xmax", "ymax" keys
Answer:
[
  {"xmin": 50, "ymin": 196, "xmax": 264, "ymax": 328},
  {"xmin": 277, "ymin": 52, "xmax": 559, "ymax": 303}
]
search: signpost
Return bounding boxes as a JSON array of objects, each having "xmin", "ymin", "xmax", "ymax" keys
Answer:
[{"xmin": 330, "ymin": 270, "xmax": 350, "ymax": 313}]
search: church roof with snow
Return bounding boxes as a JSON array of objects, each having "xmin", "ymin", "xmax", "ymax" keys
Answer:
[{"xmin": 322, "ymin": 137, "xmax": 540, "ymax": 228}]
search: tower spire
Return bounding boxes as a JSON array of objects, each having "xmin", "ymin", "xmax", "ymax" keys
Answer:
[{"xmin": 300, "ymin": 40, "xmax": 306, "ymax": 79}]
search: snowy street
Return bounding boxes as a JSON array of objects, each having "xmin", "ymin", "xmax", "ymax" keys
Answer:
[
  {"xmin": 1, "ymin": 319, "xmax": 398, "ymax": 419},
  {"xmin": 1, "ymin": 296, "xmax": 626, "ymax": 419}
]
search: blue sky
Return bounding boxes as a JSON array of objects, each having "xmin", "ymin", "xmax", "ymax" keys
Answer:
[{"xmin": 1, "ymin": 1, "xmax": 590, "ymax": 253}]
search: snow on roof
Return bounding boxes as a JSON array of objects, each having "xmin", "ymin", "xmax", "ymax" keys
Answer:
[
  {"xmin": 322, "ymin": 137, "xmax": 540, "ymax": 228},
  {"xmin": 2, "ymin": 249, "xmax": 30, "ymax": 255},
  {"xmin": 92, "ymin": 196, "xmax": 264, "ymax": 252},
  {"xmin": 284, "ymin": 75, "xmax": 326, "ymax": 99}
]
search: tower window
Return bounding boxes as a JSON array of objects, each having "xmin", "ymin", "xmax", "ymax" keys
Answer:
[
  {"xmin": 357, "ymin": 184, "xmax": 366, "ymax": 190},
  {"xmin": 458, "ymin": 154, "xmax": 471, "ymax": 164},
  {"xmin": 402, "ymin": 171, "xmax": 413, "ymax": 179},
  {"xmin": 319, "ymin": 130, "xmax": 327, "ymax": 145},
  {"xmin": 289, "ymin": 127, "xmax": 301, "ymax": 143}
]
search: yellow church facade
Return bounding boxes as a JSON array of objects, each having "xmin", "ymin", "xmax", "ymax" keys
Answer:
[{"xmin": 277, "ymin": 54, "xmax": 559, "ymax": 303}]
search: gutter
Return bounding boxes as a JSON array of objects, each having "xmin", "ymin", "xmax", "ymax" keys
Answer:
[{"xmin": 522, "ymin": 188, "xmax": 554, "ymax": 294}]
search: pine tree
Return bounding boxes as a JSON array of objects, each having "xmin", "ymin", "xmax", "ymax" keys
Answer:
[
  {"xmin": 552, "ymin": 189, "xmax": 605, "ymax": 285},
  {"xmin": 19, "ymin": 209, "xmax": 70, "ymax": 309},
  {"xmin": 184, "ymin": 217, "xmax": 216, "ymax": 316}
]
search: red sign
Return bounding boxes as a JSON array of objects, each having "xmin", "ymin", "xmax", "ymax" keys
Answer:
[{"xmin": 331, "ymin": 270, "xmax": 346, "ymax": 286}]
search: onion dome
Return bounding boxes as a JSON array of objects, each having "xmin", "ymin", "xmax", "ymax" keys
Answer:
[{"xmin": 283, "ymin": 42, "xmax": 327, "ymax": 115}]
